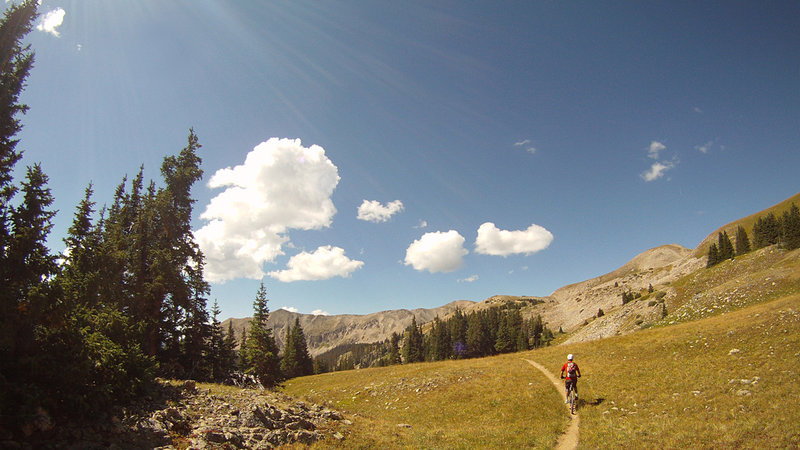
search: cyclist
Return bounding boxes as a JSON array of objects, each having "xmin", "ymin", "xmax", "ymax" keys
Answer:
[{"xmin": 560, "ymin": 354, "xmax": 581, "ymax": 403}]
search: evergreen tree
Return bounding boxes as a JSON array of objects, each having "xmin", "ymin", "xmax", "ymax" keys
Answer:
[
  {"xmin": 244, "ymin": 282, "xmax": 281, "ymax": 387},
  {"xmin": 449, "ymin": 308, "xmax": 468, "ymax": 358},
  {"xmin": 735, "ymin": 225, "xmax": 751, "ymax": 256},
  {"xmin": 223, "ymin": 320, "xmax": 238, "ymax": 373},
  {"xmin": 281, "ymin": 317, "xmax": 314, "ymax": 379},
  {"xmin": 494, "ymin": 314, "xmax": 514, "ymax": 354},
  {"xmin": 781, "ymin": 203, "xmax": 800, "ymax": 250},
  {"xmin": 530, "ymin": 314, "xmax": 544, "ymax": 348},
  {"xmin": 207, "ymin": 300, "xmax": 227, "ymax": 381},
  {"xmin": 718, "ymin": 231, "xmax": 735, "ymax": 261},
  {"xmin": 428, "ymin": 316, "xmax": 451, "ymax": 361},
  {"xmin": 753, "ymin": 213, "xmax": 781, "ymax": 249},
  {"xmin": 466, "ymin": 312, "xmax": 492, "ymax": 357},
  {"xmin": 387, "ymin": 332, "xmax": 402, "ymax": 365},
  {"xmin": 402, "ymin": 316, "xmax": 424, "ymax": 363},
  {"xmin": 706, "ymin": 243, "xmax": 719, "ymax": 268}
]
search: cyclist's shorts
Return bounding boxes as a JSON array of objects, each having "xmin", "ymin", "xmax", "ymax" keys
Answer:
[{"xmin": 565, "ymin": 378, "xmax": 577, "ymax": 393}]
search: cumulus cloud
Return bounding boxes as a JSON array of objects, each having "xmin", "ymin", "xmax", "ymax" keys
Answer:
[
  {"xmin": 311, "ymin": 309, "xmax": 330, "ymax": 316},
  {"xmin": 475, "ymin": 222, "xmax": 554, "ymax": 256},
  {"xmin": 404, "ymin": 230, "xmax": 468, "ymax": 273},
  {"xmin": 195, "ymin": 138, "xmax": 340, "ymax": 283},
  {"xmin": 641, "ymin": 160, "xmax": 675, "ymax": 182},
  {"xmin": 268, "ymin": 245, "xmax": 364, "ymax": 282},
  {"xmin": 36, "ymin": 8, "xmax": 65, "ymax": 37},
  {"xmin": 280, "ymin": 306, "xmax": 299, "ymax": 313},
  {"xmin": 357, "ymin": 199, "xmax": 404, "ymax": 223},
  {"xmin": 647, "ymin": 141, "xmax": 666, "ymax": 160}
]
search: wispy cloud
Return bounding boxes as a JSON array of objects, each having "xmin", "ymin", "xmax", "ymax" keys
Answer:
[
  {"xmin": 311, "ymin": 309, "xmax": 330, "ymax": 316},
  {"xmin": 514, "ymin": 139, "xmax": 537, "ymax": 155},
  {"xmin": 458, "ymin": 275, "xmax": 479, "ymax": 283},
  {"xmin": 695, "ymin": 141, "xmax": 713, "ymax": 154},
  {"xmin": 357, "ymin": 199, "xmax": 404, "ymax": 223},
  {"xmin": 413, "ymin": 220, "xmax": 428, "ymax": 229},
  {"xmin": 475, "ymin": 222, "xmax": 554, "ymax": 257},
  {"xmin": 36, "ymin": 8, "xmax": 65, "ymax": 37},
  {"xmin": 641, "ymin": 160, "xmax": 676, "ymax": 182},
  {"xmin": 647, "ymin": 141, "xmax": 666, "ymax": 159},
  {"xmin": 405, "ymin": 230, "xmax": 468, "ymax": 273},
  {"xmin": 280, "ymin": 306, "xmax": 299, "ymax": 313}
]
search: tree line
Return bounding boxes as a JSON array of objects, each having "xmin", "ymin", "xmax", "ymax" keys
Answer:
[
  {"xmin": 707, "ymin": 204, "xmax": 800, "ymax": 268},
  {"xmin": 0, "ymin": 3, "xmax": 314, "ymax": 432},
  {"xmin": 310, "ymin": 303, "xmax": 555, "ymax": 372}
]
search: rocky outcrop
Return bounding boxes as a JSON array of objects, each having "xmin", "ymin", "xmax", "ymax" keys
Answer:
[{"xmin": 5, "ymin": 380, "xmax": 348, "ymax": 449}]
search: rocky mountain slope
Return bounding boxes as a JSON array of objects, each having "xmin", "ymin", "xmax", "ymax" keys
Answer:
[{"xmin": 223, "ymin": 300, "xmax": 474, "ymax": 356}]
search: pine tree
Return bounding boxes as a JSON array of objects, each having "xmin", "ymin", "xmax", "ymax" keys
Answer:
[
  {"xmin": 466, "ymin": 312, "xmax": 492, "ymax": 357},
  {"xmin": 428, "ymin": 316, "xmax": 451, "ymax": 361},
  {"xmin": 494, "ymin": 315, "xmax": 514, "ymax": 354},
  {"xmin": 244, "ymin": 282, "xmax": 281, "ymax": 387},
  {"xmin": 402, "ymin": 316, "xmax": 424, "ymax": 363},
  {"xmin": 718, "ymin": 231, "xmax": 735, "ymax": 261},
  {"xmin": 753, "ymin": 213, "xmax": 781, "ymax": 249},
  {"xmin": 387, "ymin": 332, "xmax": 401, "ymax": 365},
  {"xmin": 449, "ymin": 308, "xmax": 467, "ymax": 358},
  {"xmin": 706, "ymin": 243, "xmax": 719, "ymax": 268},
  {"xmin": 223, "ymin": 321, "xmax": 238, "ymax": 373},
  {"xmin": 207, "ymin": 300, "xmax": 226, "ymax": 381},
  {"xmin": 281, "ymin": 317, "xmax": 314, "ymax": 379},
  {"xmin": 781, "ymin": 203, "xmax": 800, "ymax": 250},
  {"xmin": 735, "ymin": 225, "xmax": 751, "ymax": 256}
]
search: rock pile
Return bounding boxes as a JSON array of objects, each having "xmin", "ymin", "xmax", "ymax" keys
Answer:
[{"xmin": 5, "ymin": 380, "xmax": 348, "ymax": 449}]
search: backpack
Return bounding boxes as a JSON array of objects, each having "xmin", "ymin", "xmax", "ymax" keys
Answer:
[{"xmin": 566, "ymin": 361, "xmax": 577, "ymax": 378}]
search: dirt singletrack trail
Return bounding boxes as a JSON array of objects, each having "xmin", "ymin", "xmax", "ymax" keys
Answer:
[{"xmin": 523, "ymin": 359, "xmax": 579, "ymax": 450}]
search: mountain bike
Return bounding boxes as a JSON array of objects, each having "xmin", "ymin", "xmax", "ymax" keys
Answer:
[{"xmin": 566, "ymin": 381, "xmax": 577, "ymax": 414}]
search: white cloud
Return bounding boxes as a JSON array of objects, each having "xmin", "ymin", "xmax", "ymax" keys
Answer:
[
  {"xmin": 475, "ymin": 222, "xmax": 554, "ymax": 257},
  {"xmin": 195, "ymin": 138, "xmax": 340, "ymax": 283},
  {"xmin": 268, "ymin": 245, "xmax": 364, "ymax": 282},
  {"xmin": 695, "ymin": 141, "xmax": 713, "ymax": 153},
  {"xmin": 404, "ymin": 230, "xmax": 468, "ymax": 273},
  {"xmin": 458, "ymin": 275, "xmax": 479, "ymax": 283},
  {"xmin": 311, "ymin": 309, "xmax": 330, "ymax": 316},
  {"xmin": 280, "ymin": 306, "xmax": 299, "ymax": 313},
  {"xmin": 357, "ymin": 199, "xmax": 404, "ymax": 223},
  {"xmin": 414, "ymin": 220, "xmax": 428, "ymax": 229},
  {"xmin": 36, "ymin": 8, "xmax": 65, "ymax": 37},
  {"xmin": 647, "ymin": 141, "xmax": 666, "ymax": 160},
  {"xmin": 641, "ymin": 160, "xmax": 675, "ymax": 182},
  {"xmin": 514, "ymin": 139, "xmax": 536, "ymax": 154}
]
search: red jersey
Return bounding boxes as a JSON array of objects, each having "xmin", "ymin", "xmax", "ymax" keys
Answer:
[{"xmin": 561, "ymin": 361, "xmax": 580, "ymax": 380}]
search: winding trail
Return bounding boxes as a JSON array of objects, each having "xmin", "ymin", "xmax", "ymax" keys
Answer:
[{"xmin": 523, "ymin": 359, "xmax": 579, "ymax": 450}]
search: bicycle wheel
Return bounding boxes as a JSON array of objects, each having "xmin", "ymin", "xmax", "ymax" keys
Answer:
[{"xmin": 569, "ymin": 388, "xmax": 576, "ymax": 414}]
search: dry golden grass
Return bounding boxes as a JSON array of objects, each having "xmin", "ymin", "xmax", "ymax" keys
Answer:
[
  {"xmin": 283, "ymin": 353, "xmax": 566, "ymax": 448},
  {"xmin": 537, "ymin": 293, "xmax": 800, "ymax": 448}
]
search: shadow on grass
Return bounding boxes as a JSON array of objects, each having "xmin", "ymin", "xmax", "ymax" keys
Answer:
[{"xmin": 578, "ymin": 397, "xmax": 604, "ymax": 408}]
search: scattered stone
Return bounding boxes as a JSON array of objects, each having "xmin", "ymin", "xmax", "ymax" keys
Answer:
[
  {"xmin": 397, "ymin": 423, "xmax": 412, "ymax": 428},
  {"xmin": 729, "ymin": 348, "xmax": 741, "ymax": 355},
  {"xmin": 736, "ymin": 389, "xmax": 751, "ymax": 396}
]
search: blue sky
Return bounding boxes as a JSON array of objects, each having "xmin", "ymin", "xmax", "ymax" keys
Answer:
[{"xmin": 11, "ymin": 1, "xmax": 799, "ymax": 319}]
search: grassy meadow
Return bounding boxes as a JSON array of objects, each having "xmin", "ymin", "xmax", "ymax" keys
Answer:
[
  {"xmin": 283, "ymin": 353, "xmax": 566, "ymax": 448},
  {"xmin": 284, "ymin": 292, "xmax": 800, "ymax": 448}
]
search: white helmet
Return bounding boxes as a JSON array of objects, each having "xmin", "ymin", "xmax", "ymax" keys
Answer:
[{"xmin": 567, "ymin": 354, "xmax": 574, "ymax": 360}]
